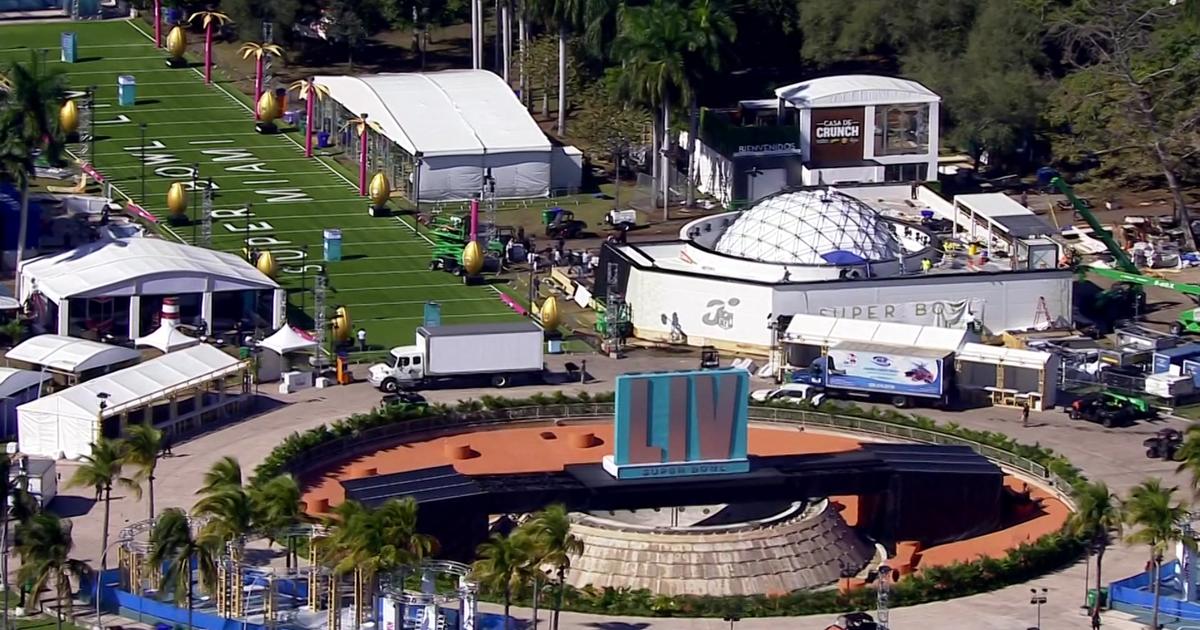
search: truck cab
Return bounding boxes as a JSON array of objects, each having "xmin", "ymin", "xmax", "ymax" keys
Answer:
[{"xmin": 368, "ymin": 345, "xmax": 426, "ymax": 392}]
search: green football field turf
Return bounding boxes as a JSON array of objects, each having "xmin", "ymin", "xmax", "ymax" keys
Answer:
[{"xmin": 0, "ymin": 19, "xmax": 522, "ymax": 351}]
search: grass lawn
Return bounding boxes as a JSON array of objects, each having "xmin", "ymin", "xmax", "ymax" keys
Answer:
[{"xmin": 0, "ymin": 19, "xmax": 527, "ymax": 350}]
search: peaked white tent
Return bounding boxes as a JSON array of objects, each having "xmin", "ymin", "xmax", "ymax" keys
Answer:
[
  {"xmin": 315, "ymin": 70, "xmax": 554, "ymax": 201},
  {"xmin": 260, "ymin": 326, "xmax": 317, "ymax": 355},
  {"xmin": 17, "ymin": 344, "xmax": 245, "ymax": 459},
  {"xmin": 135, "ymin": 326, "xmax": 200, "ymax": 353}
]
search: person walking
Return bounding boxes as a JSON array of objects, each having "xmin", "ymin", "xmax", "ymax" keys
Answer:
[
  {"xmin": 162, "ymin": 435, "xmax": 173, "ymax": 457},
  {"xmin": 357, "ymin": 328, "xmax": 368, "ymax": 352},
  {"xmin": 1021, "ymin": 402, "xmax": 1031, "ymax": 428},
  {"xmin": 1090, "ymin": 610, "xmax": 1101, "ymax": 630}
]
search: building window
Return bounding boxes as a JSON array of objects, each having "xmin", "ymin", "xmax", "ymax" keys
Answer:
[
  {"xmin": 884, "ymin": 163, "xmax": 929, "ymax": 182},
  {"xmin": 874, "ymin": 104, "xmax": 930, "ymax": 156}
]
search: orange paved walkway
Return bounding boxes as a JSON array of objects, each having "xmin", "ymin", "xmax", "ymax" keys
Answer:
[{"xmin": 299, "ymin": 423, "xmax": 1070, "ymax": 570}]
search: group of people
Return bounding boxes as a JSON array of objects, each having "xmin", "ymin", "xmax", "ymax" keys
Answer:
[{"xmin": 507, "ymin": 234, "xmax": 600, "ymax": 278}]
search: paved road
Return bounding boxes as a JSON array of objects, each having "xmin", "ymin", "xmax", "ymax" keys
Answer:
[{"xmin": 50, "ymin": 351, "xmax": 1187, "ymax": 629}]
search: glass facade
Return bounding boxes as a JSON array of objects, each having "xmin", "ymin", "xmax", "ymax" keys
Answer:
[
  {"xmin": 884, "ymin": 163, "xmax": 929, "ymax": 182},
  {"xmin": 67, "ymin": 296, "xmax": 131, "ymax": 340},
  {"xmin": 874, "ymin": 104, "xmax": 930, "ymax": 156}
]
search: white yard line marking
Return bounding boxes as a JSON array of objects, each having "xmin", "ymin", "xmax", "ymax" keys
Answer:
[
  {"xmin": 189, "ymin": 139, "xmax": 236, "ymax": 145},
  {"xmin": 242, "ymin": 179, "xmax": 290, "ymax": 185}
]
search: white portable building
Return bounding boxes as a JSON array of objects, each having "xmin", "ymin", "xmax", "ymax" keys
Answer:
[
  {"xmin": 955, "ymin": 343, "xmax": 1059, "ymax": 411},
  {"xmin": 0, "ymin": 368, "xmax": 51, "ymax": 439},
  {"xmin": 17, "ymin": 344, "xmax": 246, "ymax": 459},
  {"xmin": 315, "ymin": 70, "xmax": 556, "ymax": 201}
]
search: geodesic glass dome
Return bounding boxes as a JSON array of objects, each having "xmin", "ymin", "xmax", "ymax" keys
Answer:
[{"xmin": 713, "ymin": 189, "xmax": 903, "ymax": 265}]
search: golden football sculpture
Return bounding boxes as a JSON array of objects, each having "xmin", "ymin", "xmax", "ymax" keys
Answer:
[
  {"xmin": 462, "ymin": 241, "xmax": 484, "ymax": 276},
  {"xmin": 166, "ymin": 182, "xmax": 187, "ymax": 215}
]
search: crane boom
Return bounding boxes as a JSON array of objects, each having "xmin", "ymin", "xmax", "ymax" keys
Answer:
[
  {"xmin": 1084, "ymin": 266, "xmax": 1200, "ymax": 297},
  {"xmin": 1051, "ymin": 176, "xmax": 1139, "ymax": 274}
]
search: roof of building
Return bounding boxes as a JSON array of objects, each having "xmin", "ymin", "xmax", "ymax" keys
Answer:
[
  {"xmin": 0, "ymin": 368, "xmax": 50, "ymax": 398},
  {"xmin": 314, "ymin": 70, "xmax": 552, "ymax": 158},
  {"xmin": 713, "ymin": 189, "xmax": 903, "ymax": 265},
  {"xmin": 6, "ymin": 334, "xmax": 142, "ymax": 373},
  {"xmin": 953, "ymin": 193, "xmax": 1056, "ymax": 238},
  {"xmin": 784, "ymin": 314, "xmax": 969, "ymax": 352},
  {"xmin": 18, "ymin": 237, "xmax": 279, "ymax": 302},
  {"xmin": 17, "ymin": 344, "xmax": 242, "ymax": 423},
  {"xmin": 775, "ymin": 75, "xmax": 940, "ymax": 108}
]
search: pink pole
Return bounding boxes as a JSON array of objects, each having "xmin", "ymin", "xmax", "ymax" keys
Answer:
[
  {"xmin": 204, "ymin": 25, "xmax": 213, "ymax": 84},
  {"xmin": 254, "ymin": 57, "xmax": 263, "ymax": 120},
  {"xmin": 153, "ymin": 0, "xmax": 161, "ymax": 48},
  {"xmin": 304, "ymin": 84, "xmax": 314, "ymax": 157},
  {"xmin": 358, "ymin": 122, "xmax": 368, "ymax": 195},
  {"xmin": 469, "ymin": 197, "xmax": 479, "ymax": 241}
]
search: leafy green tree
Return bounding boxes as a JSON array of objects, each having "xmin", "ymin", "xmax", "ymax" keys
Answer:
[
  {"xmin": 572, "ymin": 79, "xmax": 651, "ymax": 196},
  {"xmin": 326, "ymin": 0, "xmax": 371, "ymax": 71},
  {"xmin": 147, "ymin": 507, "xmax": 219, "ymax": 630},
  {"xmin": 1069, "ymin": 481, "xmax": 1122, "ymax": 615},
  {"xmin": 612, "ymin": 0, "xmax": 696, "ymax": 217},
  {"xmin": 1049, "ymin": 0, "xmax": 1200, "ymax": 249},
  {"xmin": 14, "ymin": 513, "xmax": 88, "ymax": 630},
  {"xmin": 1124, "ymin": 478, "xmax": 1193, "ymax": 630},
  {"xmin": 249, "ymin": 473, "xmax": 307, "ymax": 567},
  {"xmin": 524, "ymin": 0, "xmax": 585, "ymax": 136},
  {"xmin": 472, "ymin": 531, "xmax": 537, "ymax": 630},
  {"xmin": 0, "ymin": 53, "xmax": 66, "ymax": 271},
  {"xmin": 524, "ymin": 33, "xmax": 581, "ymax": 120},
  {"xmin": 903, "ymin": 0, "xmax": 1046, "ymax": 170},
  {"xmin": 67, "ymin": 438, "xmax": 140, "ymax": 578},
  {"xmin": 680, "ymin": 0, "xmax": 735, "ymax": 207},
  {"xmin": 122, "ymin": 422, "xmax": 164, "ymax": 520},
  {"xmin": 525, "ymin": 504, "xmax": 583, "ymax": 630}
]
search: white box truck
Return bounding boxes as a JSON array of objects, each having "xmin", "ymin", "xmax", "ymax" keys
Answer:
[{"xmin": 369, "ymin": 322, "xmax": 545, "ymax": 391}]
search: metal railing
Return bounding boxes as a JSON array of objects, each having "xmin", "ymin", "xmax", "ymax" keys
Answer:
[{"xmin": 280, "ymin": 403, "xmax": 1068, "ymax": 497}]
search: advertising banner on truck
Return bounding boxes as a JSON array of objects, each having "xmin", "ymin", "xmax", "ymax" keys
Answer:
[{"xmin": 826, "ymin": 348, "xmax": 943, "ymax": 397}]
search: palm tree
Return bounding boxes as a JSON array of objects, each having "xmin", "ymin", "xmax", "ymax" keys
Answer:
[
  {"xmin": 289, "ymin": 79, "xmax": 330, "ymax": 157},
  {"xmin": 15, "ymin": 513, "xmax": 89, "ymax": 630},
  {"xmin": 67, "ymin": 438, "xmax": 140, "ymax": 578},
  {"xmin": 147, "ymin": 508, "xmax": 219, "ymax": 630},
  {"xmin": 1124, "ymin": 478, "xmax": 1193, "ymax": 630},
  {"xmin": 680, "ymin": 0, "xmax": 734, "ymax": 208},
  {"xmin": 525, "ymin": 504, "xmax": 582, "ymax": 630},
  {"xmin": 612, "ymin": 0, "xmax": 694, "ymax": 219},
  {"xmin": 188, "ymin": 9, "xmax": 232, "ymax": 85},
  {"xmin": 0, "ymin": 54, "xmax": 66, "ymax": 272},
  {"xmin": 249, "ymin": 473, "xmax": 306, "ymax": 566},
  {"xmin": 524, "ymin": 0, "xmax": 584, "ymax": 137},
  {"xmin": 1176, "ymin": 424, "xmax": 1200, "ymax": 495},
  {"xmin": 324, "ymin": 498, "xmax": 437, "ymax": 624},
  {"xmin": 122, "ymin": 422, "xmax": 164, "ymax": 520},
  {"xmin": 1069, "ymin": 481, "xmax": 1122, "ymax": 615},
  {"xmin": 198, "ymin": 455, "xmax": 242, "ymax": 495},
  {"xmin": 239, "ymin": 42, "xmax": 284, "ymax": 119},
  {"xmin": 473, "ymin": 531, "xmax": 536, "ymax": 630},
  {"xmin": 192, "ymin": 480, "xmax": 254, "ymax": 547}
]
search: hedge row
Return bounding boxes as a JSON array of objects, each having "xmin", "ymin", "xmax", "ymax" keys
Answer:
[{"xmin": 252, "ymin": 391, "xmax": 1085, "ymax": 618}]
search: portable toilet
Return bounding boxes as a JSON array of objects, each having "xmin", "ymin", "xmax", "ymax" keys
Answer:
[
  {"xmin": 60, "ymin": 32, "xmax": 77, "ymax": 63},
  {"xmin": 118, "ymin": 75, "xmax": 136, "ymax": 107},
  {"xmin": 323, "ymin": 228, "xmax": 342, "ymax": 262}
]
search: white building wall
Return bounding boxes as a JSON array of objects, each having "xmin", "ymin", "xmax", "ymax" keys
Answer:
[
  {"xmin": 689, "ymin": 138, "xmax": 735, "ymax": 206},
  {"xmin": 626, "ymin": 267, "xmax": 1072, "ymax": 351}
]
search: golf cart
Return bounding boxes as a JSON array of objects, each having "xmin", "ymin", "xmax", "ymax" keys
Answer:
[
  {"xmin": 379, "ymin": 390, "xmax": 428, "ymax": 409},
  {"xmin": 1069, "ymin": 391, "xmax": 1156, "ymax": 427},
  {"xmin": 543, "ymin": 207, "xmax": 586, "ymax": 239},
  {"xmin": 700, "ymin": 345, "xmax": 720, "ymax": 369},
  {"xmin": 1144, "ymin": 428, "xmax": 1183, "ymax": 460}
]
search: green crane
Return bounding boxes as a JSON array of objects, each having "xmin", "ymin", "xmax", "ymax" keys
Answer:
[{"xmin": 1054, "ymin": 176, "xmax": 1200, "ymax": 334}]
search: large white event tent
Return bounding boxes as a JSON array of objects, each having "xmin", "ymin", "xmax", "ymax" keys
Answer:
[
  {"xmin": 314, "ymin": 70, "xmax": 556, "ymax": 201},
  {"xmin": 17, "ymin": 344, "xmax": 247, "ymax": 459},
  {"xmin": 6, "ymin": 334, "xmax": 142, "ymax": 382}
]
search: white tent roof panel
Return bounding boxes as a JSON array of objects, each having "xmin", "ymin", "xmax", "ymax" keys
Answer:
[
  {"xmin": 957, "ymin": 342, "xmax": 1052, "ymax": 369},
  {"xmin": 19, "ymin": 238, "xmax": 278, "ymax": 302},
  {"xmin": 775, "ymin": 75, "xmax": 940, "ymax": 108},
  {"xmin": 17, "ymin": 344, "xmax": 244, "ymax": 459},
  {"xmin": 0, "ymin": 368, "xmax": 49, "ymax": 398},
  {"xmin": 315, "ymin": 71, "xmax": 552, "ymax": 158},
  {"xmin": 260, "ymin": 326, "xmax": 317, "ymax": 355},
  {"xmin": 7, "ymin": 335, "xmax": 142, "ymax": 373},
  {"xmin": 784, "ymin": 314, "xmax": 967, "ymax": 352},
  {"xmin": 135, "ymin": 326, "xmax": 200, "ymax": 353}
]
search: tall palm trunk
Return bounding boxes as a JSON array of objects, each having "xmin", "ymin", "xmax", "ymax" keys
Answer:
[
  {"xmin": 518, "ymin": 12, "xmax": 528, "ymax": 106},
  {"xmin": 187, "ymin": 563, "xmax": 194, "ymax": 630},
  {"xmin": 1093, "ymin": 543, "xmax": 1105, "ymax": 614},
  {"xmin": 1, "ymin": 458, "xmax": 8, "ymax": 630},
  {"xmin": 650, "ymin": 107, "xmax": 661, "ymax": 212},
  {"xmin": 100, "ymin": 485, "xmax": 111, "ymax": 574},
  {"xmin": 685, "ymin": 93, "xmax": 698, "ymax": 208},
  {"xmin": 503, "ymin": 585, "xmax": 512, "ymax": 630},
  {"xmin": 15, "ymin": 176, "xmax": 31, "ymax": 277},
  {"xmin": 1151, "ymin": 556, "xmax": 1161, "ymax": 630},
  {"xmin": 552, "ymin": 565, "xmax": 565, "ymax": 630},
  {"xmin": 661, "ymin": 97, "xmax": 671, "ymax": 221},
  {"xmin": 530, "ymin": 576, "xmax": 540, "ymax": 629},
  {"xmin": 541, "ymin": 69, "xmax": 550, "ymax": 118},
  {"xmin": 556, "ymin": 26, "xmax": 567, "ymax": 137},
  {"xmin": 54, "ymin": 573, "xmax": 64, "ymax": 630},
  {"xmin": 147, "ymin": 466, "xmax": 156, "ymax": 519}
]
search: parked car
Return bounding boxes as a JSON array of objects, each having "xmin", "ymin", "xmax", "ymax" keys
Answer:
[
  {"xmin": 750, "ymin": 383, "xmax": 819, "ymax": 404},
  {"xmin": 379, "ymin": 391, "xmax": 428, "ymax": 409}
]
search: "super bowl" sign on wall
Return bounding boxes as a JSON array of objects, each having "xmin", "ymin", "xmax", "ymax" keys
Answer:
[{"xmin": 604, "ymin": 368, "xmax": 751, "ymax": 480}]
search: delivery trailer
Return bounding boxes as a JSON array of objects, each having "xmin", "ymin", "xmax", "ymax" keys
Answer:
[{"xmin": 369, "ymin": 322, "xmax": 545, "ymax": 391}]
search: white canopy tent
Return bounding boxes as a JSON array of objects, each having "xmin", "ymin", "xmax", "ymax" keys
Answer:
[
  {"xmin": 955, "ymin": 342, "xmax": 1059, "ymax": 410},
  {"xmin": 18, "ymin": 237, "xmax": 285, "ymax": 338},
  {"xmin": 17, "ymin": 344, "xmax": 245, "ymax": 459},
  {"xmin": 6, "ymin": 334, "xmax": 141, "ymax": 378},
  {"xmin": 315, "ymin": 70, "xmax": 553, "ymax": 201},
  {"xmin": 135, "ymin": 326, "xmax": 200, "ymax": 353},
  {"xmin": 783, "ymin": 314, "xmax": 970, "ymax": 351},
  {"xmin": 260, "ymin": 326, "xmax": 317, "ymax": 355},
  {"xmin": 0, "ymin": 368, "xmax": 51, "ymax": 439}
]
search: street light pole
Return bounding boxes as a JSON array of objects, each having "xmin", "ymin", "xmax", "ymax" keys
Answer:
[
  {"xmin": 191, "ymin": 163, "xmax": 199, "ymax": 243},
  {"xmin": 94, "ymin": 537, "xmax": 129, "ymax": 630},
  {"xmin": 1030, "ymin": 587, "xmax": 1048, "ymax": 630}
]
